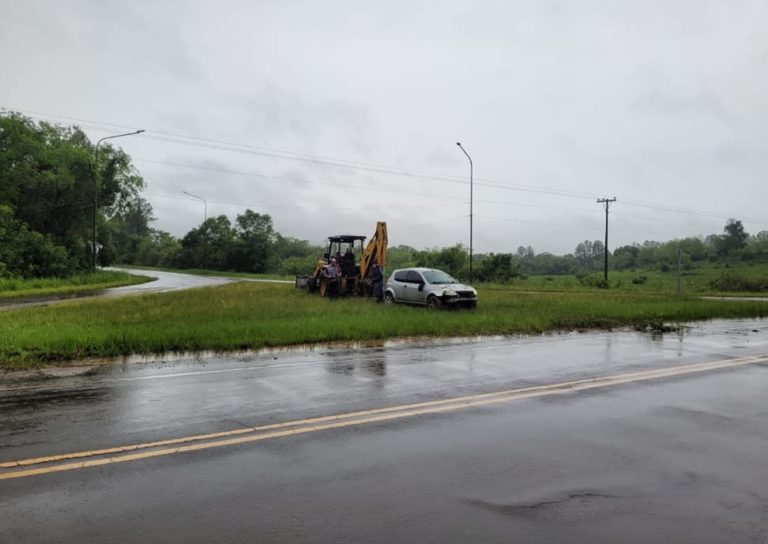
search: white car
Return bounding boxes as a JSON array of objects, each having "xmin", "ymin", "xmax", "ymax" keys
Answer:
[{"xmin": 384, "ymin": 268, "xmax": 477, "ymax": 309}]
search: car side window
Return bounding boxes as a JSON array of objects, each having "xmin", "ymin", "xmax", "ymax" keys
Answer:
[
  {"xmin": 405, "ymin": 271, "xmax": 424, "ymax": 284},
  {"xmin": 394, "ymin": 271, "xmax": 409, "ymax": 283}
]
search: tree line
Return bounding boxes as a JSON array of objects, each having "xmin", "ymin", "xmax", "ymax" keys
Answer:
[
  {"xmin": 2, "ymin": 113, "xmax": 767, "ymax": 281},
  {"xmin": 1, "ymin": 114, "xmax": 143, "ymax": 277},
  {"xmin": 383, "ymin": 222, "xmax": 768, "ymax": 283}
]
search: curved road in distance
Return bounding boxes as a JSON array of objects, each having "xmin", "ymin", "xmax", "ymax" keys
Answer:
[{"xmin": 0, "ymin": 268, "xmax": 293, "ymax": 311}]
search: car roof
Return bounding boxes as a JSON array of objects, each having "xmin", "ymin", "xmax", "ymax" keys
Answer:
[{"xmin": 393, "ymin": 267, "xmax": 437, "ymax": 273}]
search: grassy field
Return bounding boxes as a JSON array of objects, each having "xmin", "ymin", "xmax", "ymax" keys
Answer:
[
  {"xmin": 1, "ymin": 281, "xmax": 767, "ymax": 369},
  {"xmin": 116, "ymin": 262, "xmax": 768, "ymax": 295},
  {"xmin": 501, "ymin": 263, "xmax": 768, "ymax": 296},
  {"xmin": 0, "ymin": 271, "xmax": 153, "ymax": 300}
]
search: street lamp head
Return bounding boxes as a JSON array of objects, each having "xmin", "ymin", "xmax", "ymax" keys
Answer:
[
  {"xmin": 456, "ymin": 142, "xmax": 461, "ymax": 146},
  {"xmin": 136, "ymin": 129, "xmax": 146, "ymax": 134}
]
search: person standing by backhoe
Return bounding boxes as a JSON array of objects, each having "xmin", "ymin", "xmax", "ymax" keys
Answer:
[
  {"xmin": 371, "ymin": 263, "xmax": 385, "ymax": 303},
  {"xmin": 324, "ymin": 257, "xmax": 341, "ymax": 298}
]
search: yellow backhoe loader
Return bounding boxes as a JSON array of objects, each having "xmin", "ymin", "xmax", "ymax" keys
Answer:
[{"xmin": 295, "ymin": 221, "xmax": 388, "ymax": 297}]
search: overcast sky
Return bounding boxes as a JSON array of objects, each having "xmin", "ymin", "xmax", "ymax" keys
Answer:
[{"xmin": 2, "ymin": 0, "xmax": 767, "ymax": 254}]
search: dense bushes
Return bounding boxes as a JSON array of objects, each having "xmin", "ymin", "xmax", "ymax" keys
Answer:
[
  {"xmin": 708, "ymin": 271, "xmax": 768, "ymax": 292},
  {"xmin": 0, "ymin": 206, "xmax": 75, "ymax": 278}
]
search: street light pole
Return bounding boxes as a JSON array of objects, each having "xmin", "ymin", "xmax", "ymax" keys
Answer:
[
  {"xmin": 456, "ymin": 142, "xmax": 474, "ymax": 283},
  {"xmin": 182, "ymin": 191, "xmax": 207, "ymax": 223},
  {"xmin": 92, "ymin": 129, "xmax": 145, "ymax": 270}
]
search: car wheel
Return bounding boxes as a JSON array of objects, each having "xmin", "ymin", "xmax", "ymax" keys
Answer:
[
  {"xmin": 427, "ymin": 295, "xmax": 442, "ymax": 310},
  {"xmin": 384, "ymin": 292, "xmax": 395, "ymax": 304}
]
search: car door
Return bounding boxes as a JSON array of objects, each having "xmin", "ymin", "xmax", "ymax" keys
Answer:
[
  {"xmin": 403, "ymin": 270, "xmax": 426, "ymax": 303},
  {"xmin": 391, "ymin": 270, "xmax": 410, "ymax": 301}
]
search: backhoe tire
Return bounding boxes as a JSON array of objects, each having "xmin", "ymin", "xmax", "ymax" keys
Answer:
[{"xmin": 308, "ymin": 277, "xmax": 319, "ymax": 293}]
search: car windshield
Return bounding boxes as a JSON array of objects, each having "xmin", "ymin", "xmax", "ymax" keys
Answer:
[{"xmin": 423, "ymin": 269, "xmax": 458, "ymax": 284}]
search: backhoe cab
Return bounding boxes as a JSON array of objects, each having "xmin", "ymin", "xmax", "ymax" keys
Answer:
[{"xmin": 296, "ymin": 221, "xmax": 388, "ymax": 297}]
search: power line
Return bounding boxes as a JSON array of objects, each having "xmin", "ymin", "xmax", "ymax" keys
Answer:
[
  {"xmin": 140, "ymin": 133, "xmax": 600, "ymax": 202},
  {"xmin": 5, "ymin": 107, "xmax": 603, "ymax": 200},
  {"xmin": 7, "ymin": 106, "xmax": 768, "ymax": 226},
  {"xmin": 477, "ymin": 215, "xmax": 574, "ymax": 229},
  {"xmin": 398, "ymin": 214, "xmax": 468, "ymax": 228},
  {"xmin": 136, "ymin": 158, "xmax": 468, "ymax": 202},
  {"xmin": 147, "ymin": 190, "xmax": 466, "ymax": 212}
]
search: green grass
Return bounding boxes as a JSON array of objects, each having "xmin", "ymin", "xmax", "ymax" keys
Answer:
[
  {"xmin": 500, "ymin": 262, "xmax": 768, "ymax": 296},
  {"xmin": 1, "ymin": 281, "xmax": 767, "ymax": 369},
  {"xmin": 0, "ymin": 271, "xmax": 153, "ymax": 300}
]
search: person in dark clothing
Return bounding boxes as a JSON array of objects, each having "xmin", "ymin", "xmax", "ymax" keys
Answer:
[
  {"xmin": 371, "ymin": 264, "xmax": 385, "ymax": 303},
  {"xmin": 324, "ymin": 258, "xmax": 341, "ymax": 298},
  {"xmin": 341, "ymin": 247, "xmax": 356, "ymax": 277}
]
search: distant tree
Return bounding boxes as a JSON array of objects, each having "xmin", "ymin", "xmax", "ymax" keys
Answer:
[
  {"xmin": 574, "ymin": 240, "xmax": 604, "ymax": 269},
  {"xmin": 516, "ymin": 246, "xmax": 535, "ymax": 260},
  {"xmin": 134, "ymin": 230, "xmax": 181, "ymax": 267},
  {"xmin": 229, "ymin": 210, "xmax": 276, "ymax": 273},
  {"xmin": 677, "ymin": 237, "xmax": 709, "ymax": 262},
  {"xmin": 636, "ymin": 241, "xmax": 661, "ymax": 267},
  {"xmin": 477, "ymin": 253, "xmax": 520, "ymax": 282},
  {"xmin": 574, "ymin": 240, "xmax": 593, "ymax": 268},
  {"xmin": 525, "ymin": 252, "xmax": 578, "ymax": 275},
  {"xmin": 386, "ymin": 245, "xmax": 419, "ymax": 271},
  {"xmin": 716, "ymin": 218, "xmax": 748, "ymax": 256},
  {"xmin": 273, "ymin": 235, "xmax": 317, "ymax": 259},
  {"xmin": 178, "ymin": 215, "xmax": 236, "ymax": 269},
  {"xmin": 272, "ymin": 235, "xmax": 322, "ymax": 275},
  {"xmin": 612, "ymin": 245, "xmax": 639, "ymax": 269},
  {"xmin": 108, "ymin": 198, "xmax": 156, "ymax": 264},
  {"xmin": 278, "ymin": 255, "xmax": 319, "ymax": 276},
  {"xmin": 741, "ymin": 230, "xmax": 768, "ymax": 262},
  {"xmin": 591, "ymin": 240, "xmax": 605, "ymax": 262},
  {"xmin": 415, "ymin": 244, "xmax": 468, "ymax": 278}
]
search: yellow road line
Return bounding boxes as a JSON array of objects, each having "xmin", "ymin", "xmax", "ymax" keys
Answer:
[{"xmin": 1, "ymin": 354, "xmax": 766, "ymax": 480}]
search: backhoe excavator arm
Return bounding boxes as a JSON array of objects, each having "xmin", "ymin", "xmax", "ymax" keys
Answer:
[{"xmin": 359, "ymin": 221, "xmax": 388, "ymax": 280}]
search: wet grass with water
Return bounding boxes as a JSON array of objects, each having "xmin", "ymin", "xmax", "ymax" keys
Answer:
[{"xmin": 1, "ymin": 282, "xmax": 767, "ymax": 369}]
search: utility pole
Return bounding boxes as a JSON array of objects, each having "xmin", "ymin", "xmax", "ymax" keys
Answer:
[
  {"xmin": 597, "ymin": 197, "xmax": 617, "ymax": 283},
  {"xmin": 456, "ymin": 142, "xmax": 473, "ymax": 283}
]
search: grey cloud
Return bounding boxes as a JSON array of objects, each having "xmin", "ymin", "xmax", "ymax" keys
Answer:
[
  {"xmin": 3, "ymin": 0, "xmax": 768, "ymax": 254},
  {"xmin": 631, "ymin": 89, "xmax": 727, "ymax": 119}
]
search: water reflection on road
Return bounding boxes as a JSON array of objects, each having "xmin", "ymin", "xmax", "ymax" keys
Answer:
[{"xmin": 1, "ymin": 318, "xmax": 765, "ymax": 465}]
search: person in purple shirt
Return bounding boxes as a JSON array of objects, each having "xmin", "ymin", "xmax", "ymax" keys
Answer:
[{"xmin": 324, "ymin": 258, "xmax": 340, "ymax": 297}]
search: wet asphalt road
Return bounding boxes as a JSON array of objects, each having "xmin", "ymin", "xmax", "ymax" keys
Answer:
[{"xmin": 1, "ymin": 319, "xmax": 768, "ymax": 543}]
